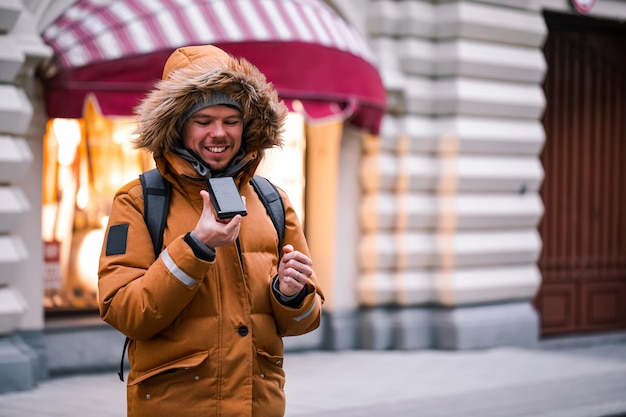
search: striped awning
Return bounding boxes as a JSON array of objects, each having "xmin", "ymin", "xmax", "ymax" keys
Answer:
[{"xmin": 41, "ymin": 0, "xmax": 386, "ymax": 133}]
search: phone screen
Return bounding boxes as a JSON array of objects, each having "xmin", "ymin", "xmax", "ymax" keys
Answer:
[{"xmin": 207, "ymin": 177, "xmax": 248, "ymax": 219}]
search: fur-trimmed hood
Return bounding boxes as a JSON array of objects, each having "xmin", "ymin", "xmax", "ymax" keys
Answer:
[{"xmin": 133, "ymin": 45, "xmax": 287, "ymax": 162}]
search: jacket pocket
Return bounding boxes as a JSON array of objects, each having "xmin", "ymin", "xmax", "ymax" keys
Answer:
[
  {"xmin": 255, "ymin": 349, "xmax": 286, "ymax": 390},
  {"xmin": 128, "ymin": 352, "xmax": 216, "ymax": 417},
  {"xmin": 129, "ymin": 351, "xmax": 209, "ymax": 386}
]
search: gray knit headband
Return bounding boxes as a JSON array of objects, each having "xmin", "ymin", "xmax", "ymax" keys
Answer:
[{"xmin": 177, "ymin": 91, "xmax": 243, "ymax": 132}]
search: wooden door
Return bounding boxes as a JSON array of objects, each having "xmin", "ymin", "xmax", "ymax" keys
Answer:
[{"xmin": 535, "ymin": 12, "xmax": 626, "ymax": 336}]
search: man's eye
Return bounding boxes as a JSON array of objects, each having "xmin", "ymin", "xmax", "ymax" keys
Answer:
[{"xmin": 225, "ymin": 120, "xmax": 241, "ymax": 126}]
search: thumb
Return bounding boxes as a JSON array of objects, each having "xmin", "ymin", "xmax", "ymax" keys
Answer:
[
  {"xmin": 200, "ymin": 190, "xmax": 215, "ymax": 214},
  {"xmin": 282, "ymin": 244, "xmax": 294, "ymax": 258}
]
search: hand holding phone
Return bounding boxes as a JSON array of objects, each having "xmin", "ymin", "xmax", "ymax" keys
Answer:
[{"xmin": 193, "ymin": 189, "xmax": 244, "ymax": 247}]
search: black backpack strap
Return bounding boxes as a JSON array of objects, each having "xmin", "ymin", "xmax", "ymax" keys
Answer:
[
  {"xmin": 119, "ymin": 169, "xmax": 171, "ymax": 383},
  {"xmin": 139, "ymin": 168, "xmax": 171, "ymax": 258},
  {"xmin": 118, "ymin": 336, "xmax": 130, "ymax": 382},
  {"xmin": 250, "ymin": 175, "xmax": 285, "ymax": 257}
]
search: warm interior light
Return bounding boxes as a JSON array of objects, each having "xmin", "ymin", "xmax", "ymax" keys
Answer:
[
  {"xmin": 112, "ymin": 119, "xmax": 138, "ymax": 146},
  {"xmin": 44, "ymin": 105, "xmax": 153, "ymax": 311},
  {"xmin": 44, "ymin": 106, "xmax": 303, "ymax": 312},
  {"xmin": 257, "ymin": 112, "xmax": 306, "ymax": 222},
  {"xmin": 75, "ymin": 228, "xmax": 105, "ymax": 290},
  {"xmin": 41, "ymin": 204, "xmax": 57, "ymax": 242},
  {"xmin": 76, "ymin": 185, "xmax": 89, "ymax": 210},
  {"xmin": 111, "ymin": 118, "xmax": 145, "ymax": 186},
  {"xmin": 52, "ymin": 118, "xmax": 82, "ymax": 166}
]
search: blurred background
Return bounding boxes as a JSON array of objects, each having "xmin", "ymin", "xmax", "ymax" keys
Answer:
[{"xmin": 0, "ymin": 0, "xmax": 624, "ymax": 396}]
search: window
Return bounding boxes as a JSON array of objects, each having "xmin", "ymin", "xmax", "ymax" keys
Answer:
[{"xmin": 42, "ymin": 102, "xmax": 305, "ymax": 314}]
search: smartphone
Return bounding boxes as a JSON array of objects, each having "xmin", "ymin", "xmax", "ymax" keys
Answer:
[{"xmin": 207, "ymin": 177, "xmax": 248, "ymax": 219}]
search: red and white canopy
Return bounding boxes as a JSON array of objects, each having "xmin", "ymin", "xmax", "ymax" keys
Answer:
[{"xmin": 41, "ymin": 0, "xmax": 386, "ymax": 133}]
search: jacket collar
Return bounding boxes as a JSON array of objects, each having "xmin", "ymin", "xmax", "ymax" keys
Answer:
[{"xmin": 157, "ymin": 149, "xmax": 260, "ymax": 189}]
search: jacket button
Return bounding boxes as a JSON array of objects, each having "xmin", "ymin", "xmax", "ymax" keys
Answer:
[{"xmin": 238, "ymin": 325, "xmax": 249, "ymax": 336}]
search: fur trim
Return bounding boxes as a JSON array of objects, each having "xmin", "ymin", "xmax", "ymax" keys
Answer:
[{"xmin": 133, "ymin": 51, "xmax": 287, "ymax": 158}]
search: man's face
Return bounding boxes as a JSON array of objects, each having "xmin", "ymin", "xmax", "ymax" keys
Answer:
[{"xmin": 181, "ymin": 105, "xmax": 244, "ymax": 172}]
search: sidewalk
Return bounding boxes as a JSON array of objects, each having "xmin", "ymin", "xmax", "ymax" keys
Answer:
[{"xmin": 0, "ymin": 341, "xmax": 625, "ymax": 417}]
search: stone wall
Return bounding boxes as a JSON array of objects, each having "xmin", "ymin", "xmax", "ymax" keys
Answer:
[
  {"xmin": 0, "ymin": 0, "xmax": 52, "ymax": 393},
  {"xmin": 357, "ymin": 0, "xmax": 548, "ymax": 349}
]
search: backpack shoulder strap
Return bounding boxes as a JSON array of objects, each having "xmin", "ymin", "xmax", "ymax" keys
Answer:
[
  {"xmin": 139, "ymin": 168, "xmax": 171, "ymax": 258},
  {"xmin": 250, "ymin": 175, "xmax": 285, "ymax": 256},
  {"xmin": 120, "ymin": 169, "xmax": 170, "ymax": 383}
]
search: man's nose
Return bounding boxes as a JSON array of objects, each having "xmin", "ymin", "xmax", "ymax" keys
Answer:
[{"xmin": 211, "ymin": 122, "xmax": 226, "ymax": 137}]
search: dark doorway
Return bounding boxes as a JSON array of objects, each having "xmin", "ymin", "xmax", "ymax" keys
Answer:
[{"xmin": 535, "ymin": 11, "xmax": 626, "ymax": 336}]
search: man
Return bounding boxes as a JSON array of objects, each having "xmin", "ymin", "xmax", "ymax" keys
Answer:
[{"xmin": 98, "ymin": 44, "xmax": 324, "ymax": 417}]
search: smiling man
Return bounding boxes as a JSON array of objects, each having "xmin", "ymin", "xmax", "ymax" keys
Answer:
[
  {"xmin": 183, "ymin": 105, "xmax": 243, "ymax": 171},
  {"xmin": 98, "ymin": 45, "xmax": 324, "ymax": 417}
]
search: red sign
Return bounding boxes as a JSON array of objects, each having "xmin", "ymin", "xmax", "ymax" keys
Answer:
[
  {"xmin": 570, "ymin": 0, "xmax": 596, "ymax": 13},
  {"xmin": 44, "ymin": 240, "xmax": 62, "ymax": 290}
]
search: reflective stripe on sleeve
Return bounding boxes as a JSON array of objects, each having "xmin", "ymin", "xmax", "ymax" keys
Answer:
[
  {"xmin": 293, "ymin": 297, "xmax": 318, "ymax": 322},
  {"xmin": 161, "ymin": 248, "xmax": 198, "ymax": 287}
]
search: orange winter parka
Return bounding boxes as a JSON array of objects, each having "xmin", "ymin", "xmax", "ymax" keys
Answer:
[{"xmin": 98, "ymin": 45, "xmax": 324, "ymax": 417}]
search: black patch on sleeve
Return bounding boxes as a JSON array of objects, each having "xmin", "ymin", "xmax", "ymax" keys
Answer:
[{"xmin": 106, "ymin": 224, "xmax": 129, "ymax": 256}]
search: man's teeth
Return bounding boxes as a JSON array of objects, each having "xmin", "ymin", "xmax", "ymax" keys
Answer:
[{"xmin": 207, "ymin": 146, "xmax": 226, "ymax": 153}]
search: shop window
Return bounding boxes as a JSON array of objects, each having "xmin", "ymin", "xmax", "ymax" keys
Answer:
[
  {"xmin": 257, "ymin": 112, "xmax": 306, "ymax": 223},
  {"xmin": 42, "ymin": 102, "xmax": 305, "ymax": 315}
]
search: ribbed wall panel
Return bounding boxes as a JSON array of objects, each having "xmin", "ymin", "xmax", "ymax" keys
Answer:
[
  {"xmin": 0, "ymin": 1, "xmax": 40, "ymax": 343},
  {"xmin": 0, "ymin": 136, "xmax": 33, "ymax": 182},
  {"xmin": 0, "ymin": 288, "xmax": 27, "ymax": 335},
  {"xmin": 476, "ymin": 0, "xmax": 535, "ymax": 9},
  {"xmin": 361, "ymin": 192, "xmax": 543, "ymax": 232},
  {"xmin": 360, "ymin": 229, "xmax": 541, "ymax": 271},
  {"xmin": 368, "ymin": 1, "xmax": 546, "ymax": 44},
  {"xmin": 404, "ymin": 77, "xmax": 436, "ymax": 114},
  {"xmin": 399, "ymin": 38, "xmax": 437, "ymax": 75},
  {"xmin": 402, "ymin": 39, "xmax": 546, "ymax": 82},
  {"xmin": 361, "ymin": 153, "xmax": 543, "ymax": 193},
  {"xmin": 368, "ymin": 1, "xmax": 436, "ymax": 37},
  {"xmin": 375, "ymin": 116, "xmax": 436, "ymax": 153},
  {"xmin": 361, "ymin": 0, "xmax": 546, "ymax": 315},
  {"xmin": 358, "ymin": 264, "xmax": 541, "ymax": 307},
  {"xmin": 0, "ymin": 37, "xmax": 23, "ymax": 83},
  {"xmin": 436, "ymin": 117, "xmax": 545, "ymax": 155},
  {"xmin": 438, "ymin": 79, "xmax": 545, "ymax": 118},
  {"xmin": 404, "ymin": 78, "xmax": 546, "ymax": 118},
  {"xmin": 0, "ymin": 235, "xmax": 28, "ymax": 286},
  {"xmin": 437, "ymin": 2, "xmax": 546, "ymax": 46},
  {"xmin": 0, "ymin": 2, "xmax": 21, "ymax": 33},
  {"xmin": 456, "ymin": 156, "xmax": 543, "ymax": 192},
  {"xmin": 0, "ymin": 186, "xmax": 30, "ymax": 233},
  {"xmin": 370, "ymin": 38, "xmax": 408, "ymax": 92},
  {"xmin": 443, "ymin": 264, "xmax": 541, "ymax": 304},
  {"xmin": 0, "ymin": 86, "xmax": 33, "ymax": 135},
  {"xmin": 375, "ymin": 116, "xmax": 544, "ymax": 155}
]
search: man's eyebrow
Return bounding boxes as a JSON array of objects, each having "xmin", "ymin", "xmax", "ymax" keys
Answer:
[
  {"xmin": 191, "ymin": 113, "xmax": 241, "ymax": 120},
  {"xmin": 190, "ymin": 114, "xmax": 213, "ymax": 119}
]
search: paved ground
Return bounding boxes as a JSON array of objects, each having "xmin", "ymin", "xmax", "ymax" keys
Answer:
[{"xmin": 1, "ymin": 337, "xmax": 625, "ymax": 417}]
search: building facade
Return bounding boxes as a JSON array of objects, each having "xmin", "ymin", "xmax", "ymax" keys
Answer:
[{"xmin": 0, "ymin": 0, "xmax": 624, "ymax": 393}]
